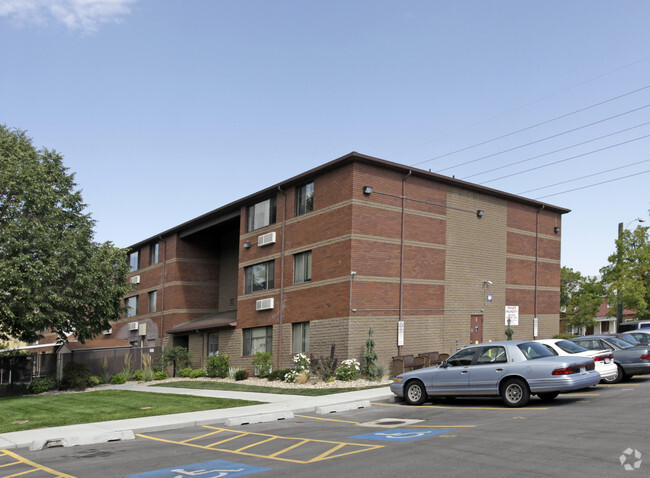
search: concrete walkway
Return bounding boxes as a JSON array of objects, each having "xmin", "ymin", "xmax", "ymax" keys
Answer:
[{"xmin": 0, "ymin": 383, "xmax": 394, "ymax": 451}]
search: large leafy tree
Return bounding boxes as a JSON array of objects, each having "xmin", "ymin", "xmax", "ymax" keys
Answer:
[
  {"xmin": 560, "ymin": 266, "xmax": 604, "ymax": 330},
  {"xmin": 600, "ymin": 226, "xmax": 650, "ymax": 322},
  {"xmin": 0, "ymin": 125, "xmax": 132, "ymax": 343}
]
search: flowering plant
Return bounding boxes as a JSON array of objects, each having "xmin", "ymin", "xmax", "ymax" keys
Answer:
[{"xmin": 335, "ymin": 358, "xmax": 360, "ymax": 381}]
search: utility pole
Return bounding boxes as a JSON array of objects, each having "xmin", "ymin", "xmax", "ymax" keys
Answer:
[{"xmin": 617, "ymin": 222, "xmax": 623, "ymax": 329}]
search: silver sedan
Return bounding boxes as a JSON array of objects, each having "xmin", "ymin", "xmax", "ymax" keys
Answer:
[{"xmin": 390, "ymin": 340, "xmax": 600, "ymax": 407}]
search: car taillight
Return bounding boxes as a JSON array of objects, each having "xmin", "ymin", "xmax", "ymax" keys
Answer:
[
  {"xmin": 594, "ymin": 353, "xmax": 613, "ymax": 361},
  {"xmin": 552, "ymin": 362, "xmax": 594, "ymax": 375},
  {"xmin": 640, "ymin": 354, "xmax": 650, "ymax": 360}
]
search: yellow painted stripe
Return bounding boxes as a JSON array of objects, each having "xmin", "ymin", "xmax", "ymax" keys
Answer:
[
  {"xmin": 309, "ymin": 443, "xmax": 346, "ymax": 462},
  {"xmin": 0, "ymin": 450, "xmax": 76, "ymax": 478},
  {"xmin": 207, "ymin": 432, "xmax": 248, "ymax": 447},
  {"xmin": 294, "ymin": 414, "xmax": 360, "ymax": 425},
  {"xmin": 181, "ymin": 429, "xmax": 223, "ymax": 443},
  {"xmin": 0, "ymin": 461, "xmax": 21, "ymax": 469},
  {"xmin": 235, "ymin": 436, "xmax": 277, "ymax": 452},
  {"xmin": 268, "ymin": 439, "xmax": 310, "ymax": 457}
]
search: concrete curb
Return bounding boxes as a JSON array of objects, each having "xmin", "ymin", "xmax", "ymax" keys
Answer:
[
  {"xmin": 30, "ymin": 431, "xmax": 135, "ymax": 451},
  {"xmin": 316, "ymin": 400, "xmax": 371, "ymax": 414}
]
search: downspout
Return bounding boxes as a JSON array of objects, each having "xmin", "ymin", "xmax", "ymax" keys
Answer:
[
  {"xmin": 277, "ymin": 186, "xmax": 287, "ymax": 369},
  {"xmin": 535, "ymin": 206, "xmax": 544, "ymax": 337},
  {"xmin": 398, "ymin": 170, "xmax": 412, "ymax": 355},
  {"xmin": 159, "ymin": 235, "xmax": 167, "ymax": 352}
]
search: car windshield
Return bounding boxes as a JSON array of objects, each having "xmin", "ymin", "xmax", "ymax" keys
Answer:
[
  {"xmin": 555, "ymin": 340, "xmax": 588, "ymax": 354},
  {"xmin": 618, "ymin": 334, "xmax": 640, "ymax": 344},
  {"xmin": 518, "ymin": 342, "xmax": 555, "ymax": 360},
  {"xmin": 606, "ymin": 337, "xmax": 634, "ymax": 349}
]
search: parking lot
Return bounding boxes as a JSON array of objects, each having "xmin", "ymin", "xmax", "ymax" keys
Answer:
[{"xmin": 2, "ymin": 377, "xmax": 649, "ymax": 477}]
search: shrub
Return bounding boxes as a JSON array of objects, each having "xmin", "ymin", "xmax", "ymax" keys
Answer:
[
  {"xmin": 268, "ymin": 368, "xmax": 291, "ymax": 381},
  {"xmin": 28, "ymin": 378, "xmax": 54, "ymax": 394},
  {"xmin": 178, "ymin": 367, "xmax": 193, "ymax": 378},
  {"xmin": 375, "ymin": 364, "xmax": 386, "ymax": 381},
  {"xmin": 206, "ymin": 354, "xmax": 230, "ymax": 378},
  {"xmin": 252, "ymin": 352, "xmax": 272, "ymax": 378},
  {"xmin": 161, "ymin": 346, "xmax": 190, "ymax": 377},
  {"xmin": 335, "ymin": 358, "xmax": 360, "ymax": 381},
  {"xmin": 100, "ymin": 357, "xmax": 111, "ymax": 384},
  {"xmin": 310, "ymin": 344, "xmax": 338, "ymax": 381},
  {"xmin": 190, "ymin": 368, "xmax": 206, "ymax": 378},
  {"xmin": 110, "ymin": 372, "xmax": 127, "ymax": 385},
  {"xmin": 89, "ymin": 375, "xmax": 101, "ymax": 386},
  {"xmin": 121, "ymin": 352, "xmax": 133, "ymax": 381},
  {"xmin": 60, "ymin": 361, "xmax": 92, "ymax": 390},
  {"xmin": 142, "ymin": 353, "xmax": 155, "ymax": 381},
  {"xmin": 362, "ymin": 328, "xmax": 378, "ymax": 380},
  {"xmin": 154, "ymin": 371, "xmax": 168, "ymax": 380},
  {"xmin": 234, "ymin": 369, "xmax": 249, "ymax": 381},
  {"xmin": 132, "ymin": 369, "xmax": 144, "ymax": 381}
]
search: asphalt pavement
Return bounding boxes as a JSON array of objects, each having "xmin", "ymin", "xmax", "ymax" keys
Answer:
[{"xmin": 0, "ymin": 382, "xmax": 394, "ymax": 452}]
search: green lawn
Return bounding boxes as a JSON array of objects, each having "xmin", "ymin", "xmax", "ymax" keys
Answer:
[
  {"xmin": 152, "ymin": 380, "xmax": 389, "ymax": 396},
  {"xmin": 0, "ymin": 390, "xmax": 261, "ymax": 433}
]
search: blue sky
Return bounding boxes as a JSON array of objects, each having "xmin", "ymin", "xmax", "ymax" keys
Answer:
[{"xmin": 1, "ymin": 0, "xmax": 649, "ymax": 277}]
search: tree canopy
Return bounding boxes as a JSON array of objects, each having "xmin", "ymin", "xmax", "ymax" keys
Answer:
[
  {"xmin": 0, "ymin": 125, "xmax": 132, "ymax": 343},
  {"xmin": 600, "ymin": 225, "xmax": 650, "ymax": 321},
  {"xmin": 560, "ymin": 266, "xmax": 604, "ymax": 330}
]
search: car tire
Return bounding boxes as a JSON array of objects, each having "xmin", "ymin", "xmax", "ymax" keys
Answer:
[
  {"xmin": 501, "ymin": 378, "xmax": 530, "ymax": 407},
  {"xmin": 537, "ymin": 391, "xmax": 559, "ymax": 402},
  {"xmin": 602, "ymin": 364, "xmax": 624, "ymax": 384},
  {"xmin": 404, "ymin": 379, "xmax": 427, "ymax": 405}
]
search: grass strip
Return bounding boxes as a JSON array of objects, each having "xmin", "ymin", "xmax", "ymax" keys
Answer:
[
  {"xmin": 0, "ymin": 390, "xmax": 261, "ymax": 433},
  {"xmin": 151, "ymin": 380, "xmax": 388, "ymax": 396}
]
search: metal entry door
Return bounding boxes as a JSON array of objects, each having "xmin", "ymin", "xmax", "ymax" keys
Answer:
[{"xmin": 470, "ymin": 314, "xmax": 483, "ymax": 344}]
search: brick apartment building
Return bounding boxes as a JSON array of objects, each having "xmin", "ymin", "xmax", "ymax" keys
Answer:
[{"xmin": 57, "ymin": 152, "xmax": 569, "ymax": 372}]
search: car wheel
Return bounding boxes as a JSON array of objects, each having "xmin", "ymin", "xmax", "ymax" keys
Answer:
[
  {"xmin": 602, "ymin": 364, "xmax": 624, "ymax": 384},
  {"xmin": 404, "ymin": 379, "xmax": 427, "ymax": 405},
  {"xmin": 537, "ymin": 391, "xmax": 559, "ymax": 402},
  {"xmin": 501, "ymin": 378, "xmax": 530, "ymax": 407}
]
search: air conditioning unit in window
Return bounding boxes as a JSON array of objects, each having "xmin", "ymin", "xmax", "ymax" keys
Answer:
[
  {"xmin": 256, "ymin": 298, "xmax": 274, "ymax": 311},
  {"xmin": 257, "ymin": 232, "xmax": 276, "ymax": 247},
  {"xmin": 128, "ymin": 321, "xmax": 139, "ymax": 331},
  {"xmin": 130, "ymin": 275, "xmax": 141, "ymax": 284},
  {"xmin": 138, "ymin": 323, "xmax": 147, "ymax": 336},
  {"xmin": 103, "ymin": 328, "xmax": 112, "ymax": 335}
]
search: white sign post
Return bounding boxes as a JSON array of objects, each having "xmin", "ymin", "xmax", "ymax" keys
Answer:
[
  {"xmin": 505, "ymin": 306, "xmax": 519, "ymax": 326},
  {"xmin": 397, "ymin": 321, "xmax": 404, "ymax": 346}
]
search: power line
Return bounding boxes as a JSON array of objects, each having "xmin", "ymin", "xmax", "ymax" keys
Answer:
[
  {"xmin": 435, "ymin": 104, "xmax": 650, "ymax": 173},
  {"xmin": 517, "ymin": 158, "xmax": 650, "ymax": 194},
  {"xmin": 534, "ymin": 170, "xmax": 650, "ymax": 200},
  {"xmin": 462, "ymin": 121, "xmax": 650, "ymax": 180},
  {"xmin": 410, "ymin": 84, "xmax": 650, "ymax": 167},
  {"xmin": 479, "ymin": 133, "xmax": 650, "ymax": 184}
]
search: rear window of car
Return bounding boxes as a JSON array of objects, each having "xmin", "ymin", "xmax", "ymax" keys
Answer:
[
  {"xmin": 607, "ymin": 337, "xmax": 634, "ymax": 349},
  {"xmin": 518, "ymin": 342, "xmax": 555, "ymax": 360},
  {"xmin": 555, "ymin": 340, "xmax": 588, "ymax": 354}
]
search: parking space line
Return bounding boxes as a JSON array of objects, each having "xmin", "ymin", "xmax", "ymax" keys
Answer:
[
  {"xmin": 137, "ymin": 427, "xmax": 384, "ymax": 464},
  {"xmin": 0, "ymin": 450, "xmax": 76, "ymax": 478},
  {"xmin": 294, "ymin": 415, "xmax": 360, "ymax": 425}
]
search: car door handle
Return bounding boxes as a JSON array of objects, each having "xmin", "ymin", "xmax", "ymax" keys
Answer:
[
  {"xmin": 461, "ymin": 370, "xmax": 469, "ymax": 374},
  {"xmin": 495, "ymin": 368, "xmax": 504, "ymax": 372}
]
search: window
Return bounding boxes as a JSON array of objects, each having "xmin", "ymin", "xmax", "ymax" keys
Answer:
[
  {"xmin": 244, "ymin": 260, "xmax": 275, "ymax": 294},
  {"xmin": 150, "ymin": 242, "xmax": 159, "ymax": 265},
  {"xmin": 476, "ymin": 346, "xmax": 507, "ymax": 364},
  {"xmin": 294, "ymin": 251, "xmax": 312, "ymax": 284},
  {"xmin": 292, "ymin": 322, "xmax": 310, "ymax": 353},
  {"xmin": 447, "ymin": 348, "xmax": 476, "ymax": 367},
  {"xmin": 129, "ymin": 250, "xmax": 140, "ymax": 272},
  {"xmin": 517, "ymin": 342, "xmax": 555, "ymax": 360},
  {"xmin": 247, "ymin": 197, "xmax": 276, "ymax": 232},
  {"xmin": 296, "ymin": 182, "xmax": 314, "ymax": 216},
  {"xmin": 207, "ymin": 332, "xmax": 219, "ymax": 356},
  {"xmin": 148, "ymin": 290, "xmax": 157, "ymax": 313},
  {"xmin": 125, "ymin": 296, "xmax": 138, "ymax": 317},
  {"xmin": 243, "ymin": 326, "xmax": 273, "ymax": 356}
]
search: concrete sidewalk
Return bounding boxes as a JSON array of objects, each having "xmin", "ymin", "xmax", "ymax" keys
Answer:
[{"xmin": 0, "ymin": 383, "xmax": 394, "ymax": 451}]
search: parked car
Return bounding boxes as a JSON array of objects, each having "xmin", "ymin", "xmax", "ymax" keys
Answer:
[
  {"xmin": 622, "ymin": 329, "xmax": 650, "ymax": 346},
  {"xmin": 535, "ymin": 339, "xmax": 618, "ymax": 383},
  {"xmin": 570, "ymin": 335, "xmax": 650, "ymax": 383},
  {"xmin": 606, "ymin": 333, "xmax": 643, "ymax": 345},
  {"xmin": 390, "ymin": 341, "xmax": 600, "ymax": 408},
  {"xmin": 617, "ymin": 320, "xmax": 650, "ymax": 332}
]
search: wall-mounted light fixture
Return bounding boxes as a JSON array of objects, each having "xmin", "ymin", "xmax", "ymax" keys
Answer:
[
  {"xmin": 554, "ymin": 226, "xmax": 560, "ymax": 233},
  {"xmin": 476, "ymin": 210, "xmax": 485, "ymax": 218},
  {"xmin": 363, "ymin": 186, "xmax": 373, "ymax": 195},
  {"xmin": 243, "ymin": 241, "xmax": 252, "ymax": 249}
]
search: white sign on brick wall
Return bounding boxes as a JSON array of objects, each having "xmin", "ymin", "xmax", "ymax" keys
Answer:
[
  {"xmin": 398, "ymin": 321, "xmax": 404, "ymax": 346},
  {"xmin": 505, "ymin": 305, "xmax": 519, "ymax": 326}
]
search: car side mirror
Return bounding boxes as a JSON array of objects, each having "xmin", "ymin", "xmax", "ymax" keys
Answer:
[{"xmin": 439, "ymin": 360, "xmax": 448, "ymax": 368}]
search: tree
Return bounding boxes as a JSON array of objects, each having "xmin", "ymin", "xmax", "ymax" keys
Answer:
[
  {"xmin": 600, "ymin": 226, "xmax": 650, "ymax": 322},
  {"xmin": 560, "ymin": 266, "xmax": 604, "ymax": 331},
  {"xmin": 161, "ymin": 346, "xmax": 190, "ymax": 377},
  {"xmin": 0, "ymin": 125, "xmax": 132, "ymax": 343}
]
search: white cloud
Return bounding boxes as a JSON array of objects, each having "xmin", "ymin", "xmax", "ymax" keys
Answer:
[{"xmin": 0, "ymin": 0, "xmax": 138, "ymax": 33}]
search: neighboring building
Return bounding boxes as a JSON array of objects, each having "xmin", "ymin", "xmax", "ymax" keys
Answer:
[
  {"xmin": 37, "ymin": 152, "xmax": 569, "ymax": 372},
  {"xmin": 564, "ymin": 297, "xmax": 636, "ymax": 335}
]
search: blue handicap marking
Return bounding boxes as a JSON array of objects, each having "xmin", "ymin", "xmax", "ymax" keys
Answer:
[
  {"xmin": 349, "ymin": 428, "xmax": 452, "ymax": 442},
  {"xmin": 126, "ymin": 459, "xmax": 271, "ymax": 478}
]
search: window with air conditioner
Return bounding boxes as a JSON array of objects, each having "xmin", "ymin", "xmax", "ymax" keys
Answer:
[{"xmin": 244, "ymin": 260, "xmax": 275, "ymax": 294}]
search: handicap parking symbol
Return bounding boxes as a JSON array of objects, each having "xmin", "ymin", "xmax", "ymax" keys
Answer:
[
  {"xmin": 126, "ymin": 459, "xmax": 271, "ymax": 478},
  {"xmin": 349, "ymin": 428, "xmax": 451, "ymax": 442}
]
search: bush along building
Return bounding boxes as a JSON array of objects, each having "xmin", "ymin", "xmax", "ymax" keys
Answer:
[{"xmin": 77, "ymin": 152, "xmax": 570, "ymax": 373}]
